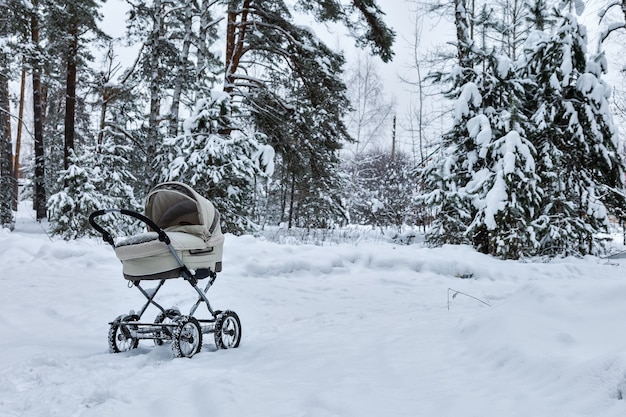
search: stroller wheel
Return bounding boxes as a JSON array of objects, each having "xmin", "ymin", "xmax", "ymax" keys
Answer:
[
  {"xmin": 108, "ymin": 315, "xmax": 139, "ymax": 353},
  {"xmin": 172, "ymin": 316, "xmax": 203, "ymax": 358},
  {"xmin": 154, "ymin": 308, "xmax": 181, "ymax": 346},
  {"xmin": 214, "ymin": 310, "xmax": 242, "ymax": 350}
]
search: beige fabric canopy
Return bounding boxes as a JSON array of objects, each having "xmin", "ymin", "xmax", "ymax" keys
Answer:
[{"xmin": 144, "ymin": 182, "xmax": 222, "ymax": 242}]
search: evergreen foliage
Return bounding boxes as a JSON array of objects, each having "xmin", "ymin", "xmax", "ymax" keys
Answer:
[
  {"xmin": 157, "ymin": 92, "xmax": 270, "ymax": 234},
  {"xmin": 126, "ymin": 0, "xmax": 222, "ymax": 191},
  {"xmin": 463, "ymin": 53, "xmax": 542, "ymax": 259},
  {"xmin": 423, "ymin": 1, "xmax": 626, "ymax": 258},
  {"xmin": 42, "ymin": 0, "xmax": 108, "ymax": 189},
  {"xmin": 422, "ymin": 76, "xmax": 481, "ymax": 247},
  {"xmin": 522, "ymin": 10, "xmax": 626, "ymax": 256},
  {"xmin": 5, "ymin": 0, "xmax": 396, "ymax": 239},
  {"xmin": 421, "ymin": 0, "xmax": 477, "ymax": 246},
  {"xmin": 294, "ymin": 0, "xmax": 396, "ymax": 63},
  {"xmin": 221, "ymin": 0, "xmax": 396, "ymax": 229},
  {"xmin": 252, "ymin": 73, "xmax": 351, "ymax": 228},
  {"xmin": 48, "ymin": 141, "xmax": 142, "ymax": 240}
]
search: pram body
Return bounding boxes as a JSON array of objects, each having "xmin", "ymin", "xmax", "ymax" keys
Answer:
[
  {"xmin": 89, "ymin": 182, "xmax": 241, "ymax": 358},
  {"xmin": 115, "ymin": 182, "xmax": 224, "ymax": 280}
]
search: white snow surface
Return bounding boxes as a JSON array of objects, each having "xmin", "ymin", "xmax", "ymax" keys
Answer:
[{"xmin": 2, "ymin": 204, "xmax": 626, "ymax": 416}]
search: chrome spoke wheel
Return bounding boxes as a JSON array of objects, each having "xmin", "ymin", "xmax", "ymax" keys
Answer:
[
  {"xmin": 108, "ymin": 315, "xmax": 139, "ymax": 353},
  {"xmin": 153, "ymin": 308, "xmax": 180, "ymax": 346},
  {"xmin": 214, "ymin": 310, "xmax": 241, "ymax": 349},
  {"xmin": 172, "ymin": 316, "xmax": 202, "ymax": 358}
]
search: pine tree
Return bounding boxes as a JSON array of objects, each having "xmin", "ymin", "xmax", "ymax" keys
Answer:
[
  {"xmin": 423, "ymin": 0, "xmax": 544, "ymax": 258},
  {"xmin": 421, "ymin": 81, "xmax": 481, "ymax": 246},
  {"xmin": 220, "ymin": 0, "xmax": 394, "ymax": 228},
  {"xmin": 126, "ymin": 0, "xmax": 167, "ymax": 189},
  {"xmin": 157, "ymin": 92, "xmax": 270, "ymax": 234},
  {"xmin": 0, "ymin": 54, "xmax": 13, "ymax": 229},
  {"xmin": 0, "ymin": 9, "xmax": 16, "ymax": 228},
  {"xmin": 463, "ymin": 53, "xmax": 542, "ymax": 259},
  {"xmin": 95, "ymin": 44, "xmax": 150, "ymax": 198},
  {"xmin": 124, "ymin": 0, "xmax": 222, "ymax": 191},
  {"xmin": 295, "ymin": 0, "xmax": 395, "ymax": 62},
  {"xmin": 3, "ymin": 0, "xmax": 49, "ymax": 220},
  {"xmin": 48, "ymin": 141, "xmax": 142, "ymax": 239},
  {"xmin": 422, "ymin": 0, "xmax": 478, "ymax": 246},
  {"xmin": 521, "ymin": 7, "xmax": 626, "ymax": 256},
  {"xmin": 31, "ymin": 0, "xmax": 47, "ymax": 220},
  {"xmin": 41, "ymin": 0, "xmax": 107, "ymax": 184}
]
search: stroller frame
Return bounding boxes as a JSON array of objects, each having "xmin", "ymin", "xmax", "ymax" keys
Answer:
[{"xmin": 89, "ymin": 208, "xmax": 241, "ymax": 358}]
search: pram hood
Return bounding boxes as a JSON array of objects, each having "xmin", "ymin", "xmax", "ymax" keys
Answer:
[{"xmin": 144, "ymin": 182, "xmax": 222, "ymax": 242}]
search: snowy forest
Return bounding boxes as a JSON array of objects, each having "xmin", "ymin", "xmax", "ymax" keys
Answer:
[{"xmin": 1, "ymin": 0, "xmax": 626, "ymax": 260}]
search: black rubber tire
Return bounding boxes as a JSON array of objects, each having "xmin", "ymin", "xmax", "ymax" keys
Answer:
[
  {"xmin": 153, "ymin": 308, "xmax": 180, "ymax": 346},
  {"xmin": 214, "ymin": 310, "xmax": 242, "ymax": 349},
  {"xmin": 108, "ymin": 315, "xmax": 139, "ymax": 353},
  {"xmin": 171, "ymin": 316, "xmax": 202, "ymax": 358}
]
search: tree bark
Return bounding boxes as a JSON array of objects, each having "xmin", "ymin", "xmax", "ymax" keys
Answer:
[
  {"xmin": 97, "ymin": 87, "xmax": 108, "ymax": 147},
  {"xmin": 288, "ymin": 170, "xmax": 296, "ymax": 229},
  {"xmin": 224, "ymin": 0, "xmax": 251, "ymax": 95},
  {"xmin": 31, "ymin": 0, "xmax": 46, "ymax": 220},
  {"xmin": 0, "ymin": 72, "xmax": 14, "ymax": 227},
  {"xmin": 168, "ymin": 5, "xmax": 193, "ymax": 138},
  {"xmin": 455, "ymin": 0, "xmax": 472, "ymax": 68},
  {"xmin": 146, "ymin": 0, "xmax": 164, "ymax": 190},
  {"xmin": 64, "ymin": 26, "xmax": 78, "ymax": 172}
]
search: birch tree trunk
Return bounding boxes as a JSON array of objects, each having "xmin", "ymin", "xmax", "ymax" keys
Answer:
[
  {"xmin": 146, "ymin": 0, "xmax": 164, "ymax": 189},
  {"xmin": 13, "ymin": 66, "xmax": 26, "ymax": 210},
  {"xmin": 168, "ymin": 5, "xmax": 193, "ymax": 137}
]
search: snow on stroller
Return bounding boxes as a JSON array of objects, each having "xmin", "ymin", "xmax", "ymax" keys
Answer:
[{"xmin": 89, "ymin": 182, "xmax": 241, "ymax": 358}]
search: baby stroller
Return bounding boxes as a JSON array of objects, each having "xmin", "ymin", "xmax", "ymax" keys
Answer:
[{"xmin": 89, "ymin": 182, "xmax": 241, "ymax": 358}]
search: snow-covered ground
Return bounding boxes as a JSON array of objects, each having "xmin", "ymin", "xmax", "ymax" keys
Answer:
[{"xmin": 2, "ymin": 204, "xmax": 626, "ymax": 417}]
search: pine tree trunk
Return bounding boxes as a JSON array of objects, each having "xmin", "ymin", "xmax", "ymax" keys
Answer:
[
  {"xmin": 0, "ymin": 72, "xmax": 14, "ymax": 228},
  {"xmin": 222, "ymin": 0, "xmax": 251, "ymax": 135},
  {"xmin": 455, "ymin": 0, "xmax": 472, "ymax": 68},
  {"xmin": 31, "ymin": 0, "xmax": 46, "ymax": 220},
  {"xmin": 224, "ymin": 0, "xmax": 238, "ymax": 95},
  {"xmin": 288, "ymin": 170, "xmax": 296, "ymax": 229},
  {"xmin": 223, "ymin": 0, "xmax": 251, "ymax": 93},
  {"xmin": 64, "ymin": 27, "xmax": 78, "ymax": 172}
]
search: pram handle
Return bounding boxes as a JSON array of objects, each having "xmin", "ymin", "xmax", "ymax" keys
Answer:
[{"xmin": 88, "ymin": 209, "xmax": 171, "ymax": 246}]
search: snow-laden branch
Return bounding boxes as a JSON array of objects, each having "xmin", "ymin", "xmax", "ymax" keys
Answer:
[
  {"xmin": 103, "ymin": 122, "xmax": 147, "ymax": 155},
  {"xmin": 600, "ymin": 22, "xmax": 626, "ymax": 43},
  {"xmin": 598, "ymin": 1, "xmax": 622, "ymax": 22}
]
